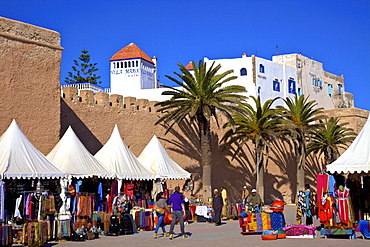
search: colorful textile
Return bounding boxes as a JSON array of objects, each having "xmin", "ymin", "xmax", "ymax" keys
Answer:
[
  {"xmin": 318, "ymin": 195, "xmax": 334, "ymax": 225},
  {"xmin": 335, "ymin": 188, "xmax": 350, "ymax": 224},
  {"xmin": 316, "ymin": 174, "xmax": 328, "ymax": 206},
  {"xmin": 270, "ymin": 212, "xmax": 285, "ymax": 230},
  {"xmin": 282, "ymin": 225, "xmax": 316, "ymax": 236},
  {"xmin": 358, "ymin": 220, "xmax": 370, "ymax": 239}
]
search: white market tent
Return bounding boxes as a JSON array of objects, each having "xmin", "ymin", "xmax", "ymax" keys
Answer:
[
  {"xmin": 0, "ymin": 119, "xmax": 66, "ymax": 179},
  {"xmin": 138, "ymin": 135, "xmax": 191, "ymax": 179},
  {"xmin": 94, "ymin": 125, "xmax": 155, "ymax": 180},
  {"xmin": 47, "ymin": 126, "xmax": 115, "ymax": 179},
  {"xmin": 327, "ymin": 115, "xmax": 370, "ymax": 174}
]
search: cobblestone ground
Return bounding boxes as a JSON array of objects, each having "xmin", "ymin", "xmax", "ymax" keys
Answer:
[{"xmin": 15, "ymin": 205, "xmax": 369, "ymax": 247}]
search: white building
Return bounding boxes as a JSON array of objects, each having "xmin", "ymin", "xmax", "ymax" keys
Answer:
[
  {"xmin": 109, "ymin": 43, "xmax": 169, "ymax": 101},
  {"xmin": 107, "ymin": 43, "xmax": 353, "ymax": 109}
]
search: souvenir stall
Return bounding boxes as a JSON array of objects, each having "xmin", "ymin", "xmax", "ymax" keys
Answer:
[
  {"xmin": 94, "ymin": 125, "xmax": 156, "ymax": 233},
  {"xmin": 325, "ymin": 115, "xmax": 370, "ymax": 239},
  {"xmin": 138, "ymin": 135, "xmax": 191, "ymax": 229},
  {"xmin": 316, "ymin": 173, "xmax": 356, "ymax": 239},
  {"xmin": 47, "ymin": 126, "xmax": 115, "ymax": 240},
  {"xmin": 0, "ymin": 120, "xmax": 67, "ymax": 246}
]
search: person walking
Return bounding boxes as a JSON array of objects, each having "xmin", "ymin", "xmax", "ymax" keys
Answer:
[
  {"xmin": 220, "ymin": 186, "xmax": 228, "ymax": 219},
  {"xmin": 153, "ymin": 192, "xmax": 168, "ymax": 239},
  {"xmin": 212, "ymin": 189, "xmax": 223, "ymax": 226},
  {"xmin": 168, "ymin": 186, "xmax": 187, "ymax": 239},
  {"xmin": 241, "ymin": 186, "xmax": 249, "ymax": 205}
]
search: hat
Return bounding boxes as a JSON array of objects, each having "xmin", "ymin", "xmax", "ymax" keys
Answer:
[
  {"xmin": 243, "ymin": 186, "xmax": 247, "ymax": 189},
  {"xmin": 214, "ymin": 189, "xmax": 219, "ymax": 192},
  {"xmin": 251, "ymin": 189, "xmax": 257, "ymax": 193}
]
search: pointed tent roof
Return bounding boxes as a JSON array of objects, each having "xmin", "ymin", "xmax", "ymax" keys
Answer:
[
  {"xmin": 110, "ymin": 43, "xmax": 153, "ymax": 64},
  {"xmin": 47, "ymin": 126, "xmax": 114, "ymax": 179},
  {"xmin": 138, "ymin": 135, "xmax": 191, "ymax": 179},
  {"xmin": 0, "ymin": 119, "xmax": 66, "ymax": 179},
  {"xmin": 326, "ymin": 115, "xmax": 370, "ymax": 174},
  {"xmin": 95, "ymin": 125, "xmax": 155, "ymax": 180}
]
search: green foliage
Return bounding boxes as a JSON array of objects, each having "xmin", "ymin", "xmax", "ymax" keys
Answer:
[
  {"xmin": 64, "ymin": 50, "xmax": 102, "ymax": 84},
  {"xmin": 222, "ymin": 95, "xmax": 281, "ymax": 156},
  {"xmin": 155, "ymin": 60, "xmax": 247, "ymax": 132},
  {"xmin": 307, "ymin": 117, "xmax": 356, "ymax": 164}
]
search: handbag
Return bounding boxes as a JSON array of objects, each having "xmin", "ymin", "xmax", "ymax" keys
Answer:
[{"xmin": 153, "ymin": 204, "xmax": 165, "ymax": 214}]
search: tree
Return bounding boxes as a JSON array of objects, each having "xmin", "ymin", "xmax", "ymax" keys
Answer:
[
  {"xmin": 222, "ymin": 95, "xmax": 281, "ymax": 200},
  {"xmin": 155, "ymin": 60, "xmax": 247, "ymax": 198},
  {"xmin": 307, "ymin": 117, "xmax": 356, "ymax": 164},
  {"xmin": 64, "ymin": 50, "xmax": 102, "ymax": 84},
  {"xmin": 277, "ymin": 94, "xmax": 324, "ymax": 192}
]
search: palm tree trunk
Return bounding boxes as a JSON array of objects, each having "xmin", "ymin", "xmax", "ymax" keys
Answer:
[
  {"xmin": 256, "ymin": 146, "xmax": 264, "ymax": 202},
  {"xmin": 296, "ymin": 135, "xmax": 306, "ymax": 192},
  {"xmin": 198, "ymin": 114, "xmax": 212, "ymax": 199}
]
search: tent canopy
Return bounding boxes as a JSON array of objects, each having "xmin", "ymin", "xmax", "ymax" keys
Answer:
[
  {"xmin": 0, "ymin": 119, "xmax": 66, "ymax": 179},
  {"xmin": 95, "ymin": 125, "xmax": 155, "ymax": 180},
  {"xmin": 327, "ymin": 115, "xmax": 370, "ymax": 174},
  {"xmin": 47, "ymin": 126, "xmax": 115, "ymax": 179},
  {"xmin": 138, "ymin": 135, "xmax": 191, "ymax": 179}
]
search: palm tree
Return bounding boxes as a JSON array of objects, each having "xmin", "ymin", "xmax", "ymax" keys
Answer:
[
  {"xmin": 277, "ymin": 94, "xmax": 324, "ymax": 192},
  {"xmin": 155, "ymin": 60, "xmax": 247, "ymax": 198},
  {"xmin": 222, "ymin": 95, "xmax": 281, "ymax": 200},
  {"xmin": 307, "ymin": 117, "xmax": 356, "ymax": 164}
]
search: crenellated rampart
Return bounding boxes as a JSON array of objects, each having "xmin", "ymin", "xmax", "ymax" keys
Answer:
[{"xmin": 61, "ymin": 86, "xmax": 159, "ymax": 113}]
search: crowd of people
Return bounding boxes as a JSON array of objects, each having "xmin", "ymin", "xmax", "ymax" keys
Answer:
[{"xmin": 151, "ymin": 184, "xmax": 264, "ymax": 240}]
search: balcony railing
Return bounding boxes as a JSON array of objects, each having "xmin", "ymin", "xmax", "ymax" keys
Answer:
[{"xmin": 61, "ymin": 83, "xmax": 111, "ymax": 93}]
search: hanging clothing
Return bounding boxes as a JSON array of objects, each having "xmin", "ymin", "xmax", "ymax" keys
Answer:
[
  {"xmin": 296, "ymin": 191, "xmax": 305, "ymax": 225},
  {"xmin": 14, "ymin": 195, "xmax": 23, "ymax": 219},
  {"xmin": 151, "ymin": 181, "xmax": 163, "ymax": 200},
  {"xmin": 0, "ymin": 181, "xmax": 5, "ymax": 222},
  {"xmin": 335, "ymin": 188, "xmax": 350, "ymax": 224},
  {"xmin": 319, "ymin": 194, "xmax": 334, "ymax": 225}
]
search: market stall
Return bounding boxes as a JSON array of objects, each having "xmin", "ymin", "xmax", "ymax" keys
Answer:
[
  {"xmin": 0, "ymin": 120, "xmax": 67, "ymax": 246},
  {"xmin": 47, "ymin": 126, "xmax": 115, "ymax": 239},
  {"xmin": 326, "ymin": 114, "xmax": 370, "ymax": 237}
]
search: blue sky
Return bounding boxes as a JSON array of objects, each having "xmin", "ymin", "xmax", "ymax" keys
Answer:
[{"xmin": 2, "ymin": 1, "xmax": 370, "ymax": 110}]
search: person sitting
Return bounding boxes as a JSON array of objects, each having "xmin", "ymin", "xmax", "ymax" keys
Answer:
[{"xmin": 246, "ymin": 189, "xmax": 263, "ymax": 212}]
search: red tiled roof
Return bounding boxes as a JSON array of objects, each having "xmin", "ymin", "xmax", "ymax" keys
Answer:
[
  {"xmin": 185, "ymin": 61, "xmax": 193, "ymax": 70},
  {"xmin": 110, "ymin": 43, "xmax": 153, "ymax": 64}
]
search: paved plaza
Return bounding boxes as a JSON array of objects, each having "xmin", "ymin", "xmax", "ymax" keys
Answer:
[{"xmin": 15, "ymin": 205, "xmax": 369, "ymax": 247}]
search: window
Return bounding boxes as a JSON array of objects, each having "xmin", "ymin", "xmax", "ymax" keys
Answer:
[
  {"xmin": 121, "ymin": 62, "xmax": 123, "ymax": 68},
  {"xmin": 240, "ymin": 68, "xmax": 247, "ymax": 76},
  {"xmin": 338, "ymin": 84, "xmax": 343, "ymax": 95},
  {"xmin": 128, "ymin": 61, "xmax": 131, "ymax": 68},
  {"xmin": 328, "ymin": 84, "xmax": 333, "ymax": 96},
  {"xmin": 116, "ymin": 62, "xmax": 119, "ymax": 69},
  {"xmin": 124, "ymin": 61, "xmax": 127, "ymax": 68},
  {"xmin": 259, "ymin": 64, "xmax": 265, "ymax": 73},
  {"xmin": 298, "ymin": 88, "xmax": 303, "ymax": 96},
  {"xmin": 288, "ymin": 79, "xmax": 296, "ymax": 94},
  {"xmin": 257, "ymin": 86, "xmax": 261, "ymax": 95},
  {"xmin": 136, "ymin": 61, "xmax": 139, "ymax": 67},
  {"xmin": 318, "ymin": 80, "xmax": 323, "ymax": 88},
  {"xmin": 273, "ymin": 80, "xmax": 280, "ymax": 92},
  {"xmin": 313, "ymin": 78, "xmax": 317, "ymax": 86}
]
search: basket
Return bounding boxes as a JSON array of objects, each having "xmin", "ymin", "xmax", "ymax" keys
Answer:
[
  {"xmin": 277, "ymin": 229, "xmax": 286, "ymax": 239},
  {"xmin": 261, "ymin": 230, "xmax": 278, "ymax": 240}
]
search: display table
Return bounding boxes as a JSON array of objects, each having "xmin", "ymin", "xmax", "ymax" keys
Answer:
[{"xmin": 320, "ymin": 228, "xmax": 356, "ymax": 239}]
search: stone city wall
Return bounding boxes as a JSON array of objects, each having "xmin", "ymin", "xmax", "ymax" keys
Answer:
[
  {"xmin": 60, "ymin": 86, "xmax": 368, "ymax": 203},
  {"xmin": 0, "ymin": 16, "xmax": 62, "ymax": 154}
]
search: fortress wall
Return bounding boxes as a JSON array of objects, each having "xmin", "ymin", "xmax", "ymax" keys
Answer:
[{"xmin": 0, "ymin": 16, "xmax": 62, "ymax": 153}]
